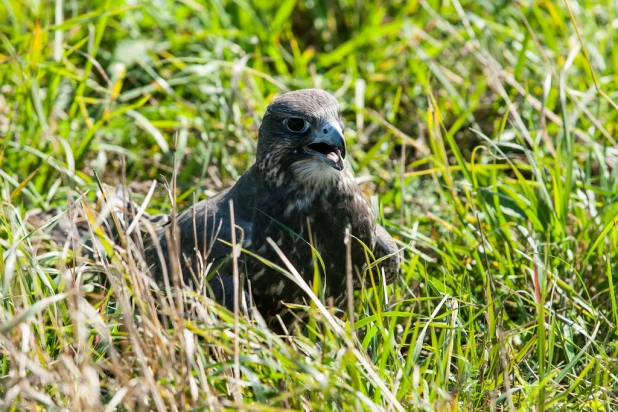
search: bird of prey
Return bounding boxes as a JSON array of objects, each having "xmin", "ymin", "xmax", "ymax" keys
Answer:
[{"xmin": 145, "ymin": 89, "xmax": 400, "ymax": 329}]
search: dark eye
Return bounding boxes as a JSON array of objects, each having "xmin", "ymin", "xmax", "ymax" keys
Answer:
[{"xmin": 284, "ymin": 117, "xmax": 309, "ymax": 133}]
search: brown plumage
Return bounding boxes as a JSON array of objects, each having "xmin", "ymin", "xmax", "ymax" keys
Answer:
[{"xmin": 146, "ymin": 89, "xmax": 400, "ymax": 329}]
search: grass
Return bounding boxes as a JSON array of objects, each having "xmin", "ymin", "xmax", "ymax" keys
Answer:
[{"xmin": 1, "ymin": 0, "xmax": 618, "ymax": 409}]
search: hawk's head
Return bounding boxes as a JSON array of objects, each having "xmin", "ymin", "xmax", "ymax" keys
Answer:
[{"xmin": 257, "ymin": 89, "xmax": 348, "ymax": 187}]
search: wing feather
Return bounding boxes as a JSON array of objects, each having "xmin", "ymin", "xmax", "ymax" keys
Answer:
[
  {"xmin": 145, "ymin": 167, "xmax": 260, "ymax": 309},
  {"xmin": 373, "ymin": 224, "xmax": 400, "ymax": 284}
]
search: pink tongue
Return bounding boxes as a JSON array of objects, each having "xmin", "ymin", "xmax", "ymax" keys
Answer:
[{"xmin": 326, "ymin": 150, "xmax": 340, "ymax": 162}]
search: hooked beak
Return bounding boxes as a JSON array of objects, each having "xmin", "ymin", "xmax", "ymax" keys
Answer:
[{"xmin": 302, "ymin": 122, "xmax": 346, "ymax": 171}]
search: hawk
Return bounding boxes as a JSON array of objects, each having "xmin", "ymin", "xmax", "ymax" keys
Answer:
[{"xmin": 146, "ymin": 89, "xmax": 400, "ymax": 329}]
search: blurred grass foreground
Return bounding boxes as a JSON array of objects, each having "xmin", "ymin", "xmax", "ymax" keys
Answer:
[{"xmin": 1, "ymin": 0, "xmax": 618, "ymax": 410}]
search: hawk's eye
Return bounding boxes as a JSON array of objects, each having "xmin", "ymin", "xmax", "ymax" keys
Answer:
[{"xmin": 284, "ymin": 117, "xmax": 309, "ymax": 133}]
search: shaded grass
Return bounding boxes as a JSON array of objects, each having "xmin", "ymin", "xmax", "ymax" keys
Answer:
[{"xmin": 1, "ymin": 0, "xmax": 618, "ymax": 410}]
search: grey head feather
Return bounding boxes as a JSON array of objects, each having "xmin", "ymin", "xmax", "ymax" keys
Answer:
[
  {"xmin": 264, "ymin": 88, "xmax": 340, "ymax": 120},
  {"xmin": 256, "ymin": 89, "xmax": 346, "ymax": 183}
]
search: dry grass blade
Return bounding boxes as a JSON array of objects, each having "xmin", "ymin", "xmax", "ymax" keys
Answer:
[
  {"xmin": 2, "ymin": 0, "xmax": 617, "ymax": 409},
  {"xmin": 0, "ymin": 293, "xmax": 69, "ymax": 334},
  {"xmin": 265, "ymin": 238, "xmax": 405, "ymax": 412}
]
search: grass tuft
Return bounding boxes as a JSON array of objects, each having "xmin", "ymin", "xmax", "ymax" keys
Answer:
[{"xmin": 1, "ymin": 0, "xmax": 618, "ymax": 410}]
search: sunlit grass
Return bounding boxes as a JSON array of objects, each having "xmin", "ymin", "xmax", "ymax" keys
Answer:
[{"xmin": 1, "ymin": 0, "xmax": 618, "ymax": 410}]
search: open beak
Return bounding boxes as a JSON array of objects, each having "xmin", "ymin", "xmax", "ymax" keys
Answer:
[{"xmin": 302, "ymin": 122, "xmax": 346, "ymax": 171}]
